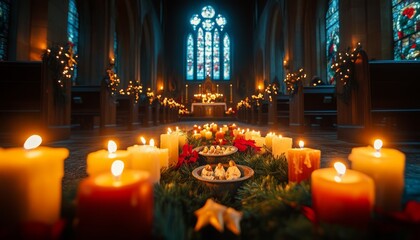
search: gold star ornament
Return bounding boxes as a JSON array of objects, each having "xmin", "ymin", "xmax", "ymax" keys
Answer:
[
  {"xmin": 223, "ymin": 207, "xmax": 243, "ymax": 235},
  {"xmin": 194, "ymin": 199, "xmax": 227, "ymax": 232}
]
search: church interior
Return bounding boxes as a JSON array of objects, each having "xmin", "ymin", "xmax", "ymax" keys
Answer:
[{"xmin": 1, "ymin": 0, "xmax": 420, "ymax": 239}]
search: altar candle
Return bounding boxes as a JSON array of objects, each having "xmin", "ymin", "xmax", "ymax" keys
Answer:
[
  {"xmin": 265, "ymin": 132, "xmax": 275, "ymax": 150},
  {"xmin": 160, "ymin": 128, "xmax": 179, "ymax": 166},
  {"xmin": 215, "ymin": 128, "xmax": 225, "ymax": 141},
  {"xmin": 348, "ymin": 139, "xmax": 405, "ymax": 211},
  {"xmin": 311, "ymin": 162, "xmax": 375, "ymax": 227},
  {"xmin": 76, "ymin": 161, "xmax": 153, "ymax": 239},
  {"xmin": 271, "ymin": 135, "xmax": 292, "ymax": 158},
  {"xmin": 193, "ymin": 130, "xmax": 202, "ymax": 139},
  {"xmin": 86, "ymin": 140, "xmax": 131, "ymax": 176},
  {"xmin": 0, "ymin": 135, "xmax": 69, "ymax": 226},
  {"xmin": 127, "ymin": 139, "xmax": 160, "ymax": 184},
  {"xmin": 286, "ymin": 140, "xmax": 321, "ymax": 183}
]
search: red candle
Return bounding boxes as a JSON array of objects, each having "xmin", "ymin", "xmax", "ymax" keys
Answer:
[
  {"xmin": 215, "ymin": 128, "xmax": 225, "ymax": 141},
  {"xmin": 76, "ymin": 161, "xmax": 153, "ymax": 239},
  {"xmin": 311, "ymin": 162, "xmax": 375, "ymax": 227},
  {"xmin": 286, "ymin": 140, "xmax": 320, "ymax": 182}
]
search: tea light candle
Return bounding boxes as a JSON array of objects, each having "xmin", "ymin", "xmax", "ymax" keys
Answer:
[
  {"xmin": 286, "ymin": 140, "xmax": 321, "ymax": 183},
  {"xmin": 86, "ymin": 140, "xmax": 131, "ymax": 176},
  {"xmin": 127, "ymin": 139, "xmax": 161, "ymax": 184},
  {"xmin": 0, "ymin": 135, "xmax": 69, "ymax": 226},
  {"xmin": 271, "ymin": 135, "xmax": 292, "ymax": 158},
  {"xmin": 311, "ymin": 162, "xmax": 375, "ymax": 227},
  {"xmin": 160, "ymin": 128, "xmax": 179, "ymax": 166},
  {"xmin": 76, "ymin": 161, "xmax": 153, "ymax": 239},
  {"xmin": 348, "ymin": 139, "xmax": 405, "ymax": 211},
  {"xmin": 193, "ymin": 130, "xmax": 202, "ymax": 139}
]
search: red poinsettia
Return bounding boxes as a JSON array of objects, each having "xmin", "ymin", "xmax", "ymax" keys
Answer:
[
  {"xmin": 176, "ymin": 144, "xmax": 199, "ymax": 168},
  {"xmin": 233, "ymin": 138, "xmax": 261, "ymax": 152}
]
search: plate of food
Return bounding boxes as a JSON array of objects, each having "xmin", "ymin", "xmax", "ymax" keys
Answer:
[{"xmin": 194, "ymin": 145, "xmax": 238, "ymax": 157}]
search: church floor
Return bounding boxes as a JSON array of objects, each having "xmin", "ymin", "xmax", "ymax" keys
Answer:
[{"xmin": 51, "ymin": 119, "xmax": 420, "ymax": 205}]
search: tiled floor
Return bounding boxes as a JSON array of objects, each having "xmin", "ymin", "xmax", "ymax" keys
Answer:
[{"xmin": 51, "ymin": 119, "xmax": 420, "ymax": 204}]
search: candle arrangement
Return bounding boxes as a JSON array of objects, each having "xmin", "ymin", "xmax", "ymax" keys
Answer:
[{"xmin": 286, "ymin": 140, "xmax": 321, "ymax": 183}]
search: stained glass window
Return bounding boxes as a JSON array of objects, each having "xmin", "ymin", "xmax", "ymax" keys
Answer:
[
  {"xmin": 392, "ymin": 0, "xmax": 420, "ymax": 60},
  {"xmin": 186, "ymin": 5, "xmax": 230, "ymax": 80},
  {"xmin": 326, "ymin": 0, "xmax": 339, "ymax": 84},
  {"xmin": 0, "ymin": 0, "xmax": 10, "ymax": 61},
  {"xmin": 67, "ymin": 0, "xmax": 79, "ymax": 82}
]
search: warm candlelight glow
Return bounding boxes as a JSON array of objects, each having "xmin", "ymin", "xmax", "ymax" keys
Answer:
[
  {"xmin": 374, "ymin": 139, "xmax": 383, "ymax": 151},
  {"xmin": 299, "ymin": 140, "xmax": 304, "ymax": 149},
  {"xmin": 24, "ymin": 135, "xmax": 42, "ymax": 150},
  {"xmin": 140, "ymin": 136, "xmax": 146, "ymax": 145},
  {"xmin": 149, "ymin": 139, "xmax": 155, "ymax": 147},
  {"xmin": 167, "ymin": 128, "xmax": 172, "ymax": 134},
  {"xmin": 108, "ymin": 140, "xmax": 117, "ymax": 154},
  {"xmin": 334, "ymin": 162, "xmax": 346, "ymax": 182},
  {"xmin": 111, "ymin": 160, "xmax": 124, "ymax": 179},
  {"xmin": 194, "ymin": 130, "xmax": 197, "ymax": 134}
]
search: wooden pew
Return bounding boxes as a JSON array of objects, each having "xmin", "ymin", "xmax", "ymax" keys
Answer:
[
  {"xmin": 337, "ymin": 51, "xmax": 420, "ymax": 143},
  {"xmin": 116, "ymin": 95, "xmax": 139, "ymax": 130},
  {"xmin": 0, "ymin": 61, "xmax": 70, "ymax": 146},
  {"xmin": 276, "ymin": 95, "xmax": 290, "ymax": 129},
  {"xmin": 303, "ymin": 86, "xmax": 336, "ymax": 128},
  {"xmin": 71, "ymin": 84, "xmax": 116, "ymax": 133}
]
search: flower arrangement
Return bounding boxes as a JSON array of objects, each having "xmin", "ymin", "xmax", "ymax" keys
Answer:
[
  {"xmin": 176, "ymin": 144, "xmax": 199, "ymax": 168},
  {"xmin": 42, "ymin": 42, "xmax": 78, "ymax": 97},
  {"xmin": 284, "ymin": 68, "xmax": 306, "ymax": 95},
  {"xmin": 233, "ymin": 138, "xmax": 261, "ymax": 153}
]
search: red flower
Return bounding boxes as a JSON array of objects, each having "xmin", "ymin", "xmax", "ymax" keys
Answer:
[
  {"xmin": 403, "ymin": 7, "xmax": 415, "ymax": 19},
  {"xmin": 233, "ymin": 138, "xmax": 261, "ymax": 152},
  {"xmin": 176, "ymin": 144, "xmax": 198, "ymax": 168}
]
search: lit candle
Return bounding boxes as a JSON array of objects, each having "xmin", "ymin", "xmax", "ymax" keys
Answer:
[
  {"xmin": 311, "ymin": 162, "xmax": 375, "ymax": 227},
  {"xmin": 253, "ymin": 136, "xmax": 266, "ymax": 154},
  {"xmin": 222, "ymin": 125, "xmax": 229, "ymax": 133},
  {"xmin": 186, "ymin": 84, "xmax": 189, "ymax": 102},
  {"xmin": 348, "ymin": 139, "xmax": 405, "ymax": 211},
  {"xmin": 205, "ymin": 131, "xmax": 213, "ymax": 140},
  {"xmin": 212, "ymin": 123, "xmax": 218, "ymax": 132},
  {"xmin": 76, "ymin": 161, "xmax": 153, "ymax": 239},
  {"xmin": 86, "ymin": 140, "xmax": 131, "ymax": 176},
  {"xmin": 0, "ymin": 135, "xmax": 69, "ymax": 226},
  {"xmin": 215, "ymin": 128, "xmax": 225, "ymax": 141},
  {"xmin": 160, "ymin": 128, "xmax": 179, "ymax": 166},
  {"xmin": 286, "ymin": 140, "xmax": 321, "ymax": 183},
  {"xmin": 230, "ymin": 84, "xmax": 233, "ymax": 103},
  {"xmin": 264, "ymin": 132, "xmax": 276, "ymax": 150},
  {"xmin": 200, "ymin": 129, "xmax": 207, "ymax": 138},
  {"xmin": 271, "ymin": 135, "xmax": 292, "ymax": 158},
  {"xmin": 193, "ymin": 130, "xmax": 202, "ymax": 139},
  {"xmin": 127, "ymin": 139, "xmax": 161, "ymax": 184}
]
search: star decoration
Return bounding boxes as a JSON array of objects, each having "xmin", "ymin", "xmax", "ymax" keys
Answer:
[
  {"xmin": 194, "ymin": 199, "xmax": 227, "ymax": 232},
  {"xmin": 223, "ymin": 207, "xmax": 243, "ymax": 235},
  {"xmin": 194, "ymin": 199, "xmax": 243, "ymax": 235}
]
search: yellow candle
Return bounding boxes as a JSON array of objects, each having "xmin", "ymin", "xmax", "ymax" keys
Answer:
[
  {"xmin": 212, "ymin": 123, "xmax": 218, "ymax": 132},
  {"xmin": 271, "ymin": 135, "xmax": 292, "ymax": 158},
  {"xmin": 348, "ymin": 139, "xmax": 405, "ymax": 211},
  {"xmin": 87, "ymin": 140, "xmax": 131, "ymax": 176},
  {"xmin": 0, "ymin": 135, "xmax": 69, "ymax": 226},
  {"xmin": 156, "ymin": 148, "xmax": 169, "ymax": 168},
  {"xmin": 205, "ymin": 131, "xmax": 213, "ymax": 140},
  {"xmin": 192, "ymin": 130, "xmax": 202, "ymax": 139},
  {"xmin": 160, "ymin": 128, "xmax": 179, "ymax": 166},
  {"xmin": 264, "ymin": 132, "xmax": 275, "ymax": 150},
  {"xmin": 312, "ymin": 162, "xmax": 375, "ymax": 227},
  {"xmin": 127, "ymin": 139, "xmax": 160, "ymax": 184},
  {"xmin": 287, "ymin": 140, "xmax": 321, "ymax": 183},
  {"xmin": 252, "ymin": 136, "xmax": 266, "ymax": 154},
  {"xmin": 200, "ymin": 129, "xmax": 207, "ymax": 138},
  {"xmin": 178, "ymin": 133, "xmax": 187, "ymax": 149}
]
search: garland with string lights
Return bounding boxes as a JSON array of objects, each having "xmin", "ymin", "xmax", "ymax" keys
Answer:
[
  {"xmin": 264, "ymin": 83, "xmax": 279, "ymax": 102},
  {"xmin": 105, "ymin": 65, "xmax": 121, "ymax": 97},
  {"xmin": 119, "ymin": 81, "xmax": 143, "ymax": 103},
  {"xmin": 284, "ymin": 68, "xmax": 306, "ymax": 95},
  {"xmin": 42, "ymin": 42, "xmax": 77, "ymax": 98},
  {"xmin": 331, "ymin": 43, "xmax": 362, "ymax": 102}
]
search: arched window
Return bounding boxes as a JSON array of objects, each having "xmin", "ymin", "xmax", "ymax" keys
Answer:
[
  {"xmin": 0, "ymin": 0, "xmax": 11, "ymax": 61},
  {"xmin": 392, "ymin": 0, "xmax": 420, "ymax": 60},
  {"xmin": 326, "ymin": 0, "xmax": 339, "ymax": 84},
  {"xmin": 186, "ymin": 5, "xmax": 230, "ymax": 81},
  {"xmin": 67, "ymin": 0, "xmax": 79, "ymax": 82}
]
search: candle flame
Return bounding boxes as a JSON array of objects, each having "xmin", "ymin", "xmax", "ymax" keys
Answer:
[
  {"xmin": 334, "ymin": 162, "xmax": 346, "ymax": 182},
  {"xmin": 108, "ymin": 140, "xmax": 117, "ymax": 154},
  {"xmin": 149, "ymin": 139, "xmax": 155, "ymax": 147},
  {"xmin": 140, "ymin": 136, "xmax": 146, "ymax": 145},
  {"xmin": 111, "ymin": 160, "xmax": 124, "ymax": 178},
  {"xmin": 220, "ymin": 128, "xmax": 223, "ymax": 132},
  {"xmin": 194, "ymin": 130, "xmax": 197, "ymax": 134},
  {"xmin": 374, "ymin": 139, "xmax": 383, "ymax": 151},
  {"xmin": 299, "ymin": 140, "xmax": 304, "ymax": 149},
  {"xmin": 167, "ymin": 128, "xmax": 172, "ymax": 134},
  {"xmin": 176, "ymin": 126, "xmax": 179, "ymax": 132},
  {"xmin": 24, "ymin": 135, "xmax": 42, "ymax": 150}
]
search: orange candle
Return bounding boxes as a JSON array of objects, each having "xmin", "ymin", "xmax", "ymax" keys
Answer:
[
  {"xmin": 348, "ymin": 139, "xmax": 405, "ymax": 211},
  {"xmin": 215, "ymin": 128, "xmax": 225, "ymax": 141},
  {"xmin": 86, "ymin": 140, "xmax": 131, "ymax": 176},
  {"xmin": 286, "ymin": 140, "xmax": 320, "ymax": 182},
  {"xmin": 311, "ymin": 162, "xmax": 375, "ymax": 227},
  {"xmin": 76, "ymin": 160, "xmax": 153, "ymax": 239},
  {"xmin": 192, "ymin": 130, "xmax": 202, "ymax": 139}
]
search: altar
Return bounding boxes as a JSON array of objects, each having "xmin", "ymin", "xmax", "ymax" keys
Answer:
[{"xmin": 191, "ymin": 102, "xmax": 227, "ymax": 117}]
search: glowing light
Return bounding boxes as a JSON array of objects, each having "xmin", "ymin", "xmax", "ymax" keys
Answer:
[
  {"xmin": 108, "ymin": 140, "xmax": 117, "ymax": 154},
  {"xmin": 149, "ymin": 139, "xmax": 155, "ymax": 147},
  {"xmin": 334, "ymin": 162, "xmax": 346, "ymax": 182},
  {"xmin": 111, "ymin": 160, "xmax": 124, "ymax": 179},
  {"xmin": 140, "ymin": 136, "xmax": 146, "ymax": 145},
  {"xmin": 374, "ymin": 139, "xmax": 383, "ymax": 151},
  {"xmin": 299, "ymin": 140, "xmax": 304, "ymax": 149},
  {"xmin": 24, "ymin": 135, "xmax": 42, "ymax": 150}
]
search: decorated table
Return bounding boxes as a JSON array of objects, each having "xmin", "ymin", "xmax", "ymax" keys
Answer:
[{"xmin": 1, "ymin": 125, "xmax": 419, "ymax": 239}]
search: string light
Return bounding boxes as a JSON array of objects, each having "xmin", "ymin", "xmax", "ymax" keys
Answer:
[{"xmin": 284, "ymin": 68, "xmax": 306, "ymax": 95}]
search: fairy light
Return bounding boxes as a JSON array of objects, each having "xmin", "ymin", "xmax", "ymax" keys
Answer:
[{"xmin": 284, "ymin": 68, "xmax": 306, "ymax": 95}]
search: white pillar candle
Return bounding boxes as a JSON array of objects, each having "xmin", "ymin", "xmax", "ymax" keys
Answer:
[
  {"xmin": 0, "ymin": 135, "xmax": 69, "ymax": 226},
  {"xmin": 348, "ymin": 139, "xmax": 405, "ymax": 211},
  {"xmin": 271, "ymin": 135, "xmax": 292, "ymax": 158},
  {"xmin": 160, "ymin": 128, "xmax": 179, "ymax": 166},
  {"xmin": 252, "ymin": 136, "xmax": 266, "ymax": 154},
  {"xmin": 87, "ymin": 140, "xmax": 131, "ymax": 176},
  {"xmin": 265, "ymin": 132, "xmax": 276, "ymax": 150},
  {"xmin": 127, "ymin": 143, "xmax": 160, "ymax": 184}
]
